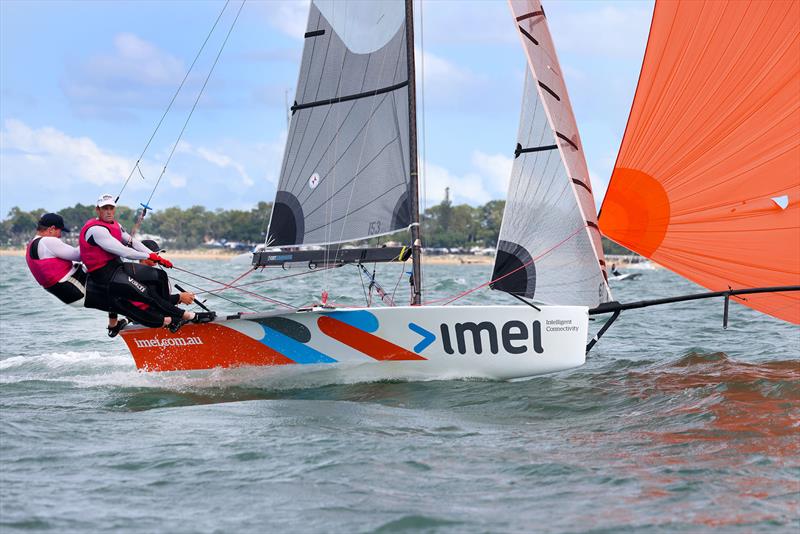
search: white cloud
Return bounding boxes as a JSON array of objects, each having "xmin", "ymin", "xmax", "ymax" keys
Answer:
[
  {"xmin": 255, "ymin": 0, "xmax": 311, "ymax": 40},
  {"xmin": 421, "ymin": 162, "xmax": 490, "ymax": 206},
  {"xmin": 1, "ymin": 119, "xmax": 132, "ymax": 187},
  {"xmin": 415, "ymin": 48, "xmax": 489, "ymax": 110},
  {"xmin": 419, "ymin": 1, "xmax": 517, "ymax": 46},
  {"xmin": 0, "ymin": 118, "xmax": 289, "ymax": 212},
  {"xmin": 418, "ymin": 49, "xmax": 476, "ymax": 92},
  {"xmin": 108, "ymin": 33, "xmax": 184, "ymax": 85},
  {"xmin": 168, "ymin": 175, "xmax": 187, "ymax": 188},
  {"xmin": 547, "ymin": 3, "xmax": 653, "ymax": 59},
  {"xmin": 61, "ymin": 33, "xmax": 187, "ymax": 118},
  {"xmin": 419, "ymin": 149, "xmax": 511, "ymax": 207},
  {"xmin": 175, "ymin": 141, "xmax": 254, "ymax": 187},
  {"xmin": 471, "ymin": 151, "xmax": 513, "ymax": 196}
]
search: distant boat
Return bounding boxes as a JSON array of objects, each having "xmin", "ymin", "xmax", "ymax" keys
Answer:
[
  {"xmin": 118, "ymin": 0, "xmax": 798, "ymax": 378},
  {"xmin": 609, "ymin": 273, "xmax": 642, "ymax": 282}
]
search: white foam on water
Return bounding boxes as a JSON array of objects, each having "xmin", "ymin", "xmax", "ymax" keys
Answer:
[
  {"xmin": 0, "ymin": 351, "xmax": 137, "ymax": 384},
  {"xmin": 0, "ymin": 350, "xmax": 486, "ymax": 392},
  {"xmin": 0, "ymin": 351, "xmax": 132, "ymax": 373}
]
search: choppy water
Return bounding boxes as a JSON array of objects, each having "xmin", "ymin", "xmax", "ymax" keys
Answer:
[{"xmin": 1, "ymin": 255, "xmax": 798, "ymax": 532}]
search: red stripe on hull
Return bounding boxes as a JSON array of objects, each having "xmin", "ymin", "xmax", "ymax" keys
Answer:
[
  {"xmin": 120, "ymin": 323, "xmax": 295, "ymax": 371},
  {"xmin": 317, "ymin": 316, "xmax": 426, "ymax": 361}
]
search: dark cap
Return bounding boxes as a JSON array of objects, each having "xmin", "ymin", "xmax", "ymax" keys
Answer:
[
  {"xmin": 141, "ymin": 239, "xmax": 164, "ymax": 253},
  {"xmin": 38, "ymin": 213, "xmax": 69, "ymax": 232}
]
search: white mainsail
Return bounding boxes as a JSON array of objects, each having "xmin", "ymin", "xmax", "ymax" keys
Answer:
[
  {"xmin": 492, "ymin": 0, "xmax": 611, "ymax": 307},
  {"xmin": 267, "ymin": 0, "xmax": 412, "ymax": 247}
]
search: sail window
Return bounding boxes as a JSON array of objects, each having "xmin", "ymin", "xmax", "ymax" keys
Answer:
[{"xmin": 771, "ymin": 195, "xmax": 789, "ymax": 210}]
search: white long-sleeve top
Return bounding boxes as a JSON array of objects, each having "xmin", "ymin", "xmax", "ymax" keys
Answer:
[
  {"xmin": 84, "ymin": 225, "xmax": 151, "ymax": 261},
  {"xmin": 35, "ymin": 236, "xmax": 81, "ymax": 261}
]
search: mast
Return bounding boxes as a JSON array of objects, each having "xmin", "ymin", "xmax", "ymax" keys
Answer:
[{"xmin": 405, "ymin": 0, "xmax": 422, "ymax": 305}]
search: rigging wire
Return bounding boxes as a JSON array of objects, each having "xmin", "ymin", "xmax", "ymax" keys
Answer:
[
  {"xmin": 115, "ymin": 0, "xmax": 232, "ymax": 204},
  {"xmin": 192, "ymin": 264, "xmax": 339, "ymax": 296},
  {"xmin": 139, "ymin": 0, "xmax": 247, "ymax": 222},
  {"xmin": 221, "ymin": 265, "xmax": 256, "ymax": 292},
  {"xmin": 418, "ymin": 0, "xmax": 428, "ymax": 302},
  {"xmin": 424, "ymin": 225, "xmax": 587, "ymax": 306},
  {"xmin": 390, "ymin": 257, "xmax": 409, "ymax": 303},
  {"xmin": 172, "ymin": 264, "xmax": 297, "ymax": 309},
  {"xmin": 357, "ymin": 264, "xmax": 370, "ymax": 306},
  {"xmin": 169, "ymin": 274, "xmax": 261, "ymax": 312}
]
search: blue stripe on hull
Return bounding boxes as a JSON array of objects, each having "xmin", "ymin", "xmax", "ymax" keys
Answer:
[{"xmin": 259, "ymin": 325, "xmax": 337, "ymax": 364}]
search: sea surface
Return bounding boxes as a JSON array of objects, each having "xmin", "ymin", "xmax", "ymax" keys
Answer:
[{"xmin": 1, "ymin": 255, "xmax": 798, "ymax": 533}]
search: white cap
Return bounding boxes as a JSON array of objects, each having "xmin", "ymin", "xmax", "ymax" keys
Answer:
[{"xmin": 96, "ymin": 193, "xmax": 116, "ymax": 207}]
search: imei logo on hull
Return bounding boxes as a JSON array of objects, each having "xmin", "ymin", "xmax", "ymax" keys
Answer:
[
  {"xmin": 134, "ymin": 337, "xmax": 204, "ymax": 348},
  {"xmin": 440, "ymin": 321, "xmax": 544, "ymax": 355}
]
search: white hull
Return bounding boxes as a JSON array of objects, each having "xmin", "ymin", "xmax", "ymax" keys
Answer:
[{"xmin": 120, "ymin": 305, "xmax": 589, "ymax": 380}]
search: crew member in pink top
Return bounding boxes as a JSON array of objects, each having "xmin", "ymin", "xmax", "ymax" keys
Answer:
[
  {"xmin": 80, "ymin": 193, "xmax": 214, "ymax": 332},
  {"xmin": 25, "ymin": 212, "xmax": 125, "ymax": 336}
]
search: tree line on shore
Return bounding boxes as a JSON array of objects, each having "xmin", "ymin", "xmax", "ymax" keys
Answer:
[{"xmin": 0, "ymin": 200, "xmax": 633, "ymax": 255}]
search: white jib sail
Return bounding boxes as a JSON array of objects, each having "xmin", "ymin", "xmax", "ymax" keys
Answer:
[
  {"xmin": 492, "ymin": 0, "xmax": 611, "ymax": 307},
  {"xmin": 267, "ymin": 0, "xmax": 412, "ymax": 248}
]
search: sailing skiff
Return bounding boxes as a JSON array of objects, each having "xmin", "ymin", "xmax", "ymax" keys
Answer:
[{"xmin": 119, "ymin": 0, "xmax": 799, "ymax": 378}]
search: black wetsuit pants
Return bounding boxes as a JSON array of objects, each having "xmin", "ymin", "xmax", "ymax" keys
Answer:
[
  {"xmin": 46, "ymin": 268, "xmax": 118, "ymax": 320},
  {"xmin": 85, "ymin": 262, "xmax": 184, "ymax": 328},
  {"xmin": 45, "ymin": 266, "xmax": 87, "ymax": 304}
]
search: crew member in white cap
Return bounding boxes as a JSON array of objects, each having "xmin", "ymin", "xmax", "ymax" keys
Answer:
[
  {"xmin": 79, "ymin": 193, "xmax": 214, "ymax": 332},
  {"xmin": 25, "ymin": 212, "xmax": 126, "ymax": 337}
]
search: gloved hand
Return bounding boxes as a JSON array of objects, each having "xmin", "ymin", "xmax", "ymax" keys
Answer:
[{"xmin": 148, "ymin": 252, "xmax": 173, "ymax": 268}]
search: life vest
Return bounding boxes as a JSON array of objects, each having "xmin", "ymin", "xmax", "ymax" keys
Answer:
[
  {"xmin": 79, "ymin": 218, "xmax": 124, "ymax": 272},
  {"xmin": 25, "ymin": 237, "xmax": 73, "ymax": 288}
]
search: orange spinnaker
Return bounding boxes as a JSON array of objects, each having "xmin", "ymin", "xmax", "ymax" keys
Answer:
[{"xmin": 599, "ymin": 0, "xmax": 800, "ymax": 324}]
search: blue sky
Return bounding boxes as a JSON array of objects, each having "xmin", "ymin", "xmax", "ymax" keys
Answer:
[{"xmin": 0, "ymin": 0, "xmax": 653, "ymax": 215}]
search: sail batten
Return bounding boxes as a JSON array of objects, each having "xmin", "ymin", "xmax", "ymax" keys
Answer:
[
  {"xmin": 493, "ymin": 0, "xmax": 611, "ymax": 307},
  {"xmin": 599, "ymin": 0, "xmax": 800, "ymax": 324}
]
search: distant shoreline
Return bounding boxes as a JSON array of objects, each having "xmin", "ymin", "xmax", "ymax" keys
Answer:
[
  {"xmin": 0, "ymin": 248, "xmax": 654, "ymax": 267},
  {"xmin": 0, "ymin": 247, "xmax": 493, "ymax": 265}
]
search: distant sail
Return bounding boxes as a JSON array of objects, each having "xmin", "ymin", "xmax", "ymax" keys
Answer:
[
  {"xmin": 267, "ymin": 0, "xmax": 411, "ymax": 247},
  {"xmin": 599, "ymin": 0, "xmax": 800, "ymax": 324},
  {"xmin": 492, "ymin": 0, "xmax": 611, "ymax": 307}
]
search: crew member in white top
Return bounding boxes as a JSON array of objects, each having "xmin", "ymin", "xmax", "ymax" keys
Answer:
[
  {"xmin": 25, "ymin": 213, "xmax": 124, "ymax": 336},
  {"xmin": 79, "ymin": 194, "xmax": 214, "ymax": 332}
]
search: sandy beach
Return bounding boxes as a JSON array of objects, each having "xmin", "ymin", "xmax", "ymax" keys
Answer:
[
  {"xmin": 0, "ymin": 247, "xmax": 494, "ymax": 265},
  {"xmin": 0, "ymin": 248, "xmax": 655, "ymax": 267}
]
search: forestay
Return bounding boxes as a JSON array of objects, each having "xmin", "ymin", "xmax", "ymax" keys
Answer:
[
  {"xmin": 267, "ymin": 0, "xmax": 412, "ymax": 247},
  {"xmin": 599, "ymin": 0, "xmax": 800, "ymax": 324},
  {"xmin": 492, "ymin": 0, "xmax": 611, "ymax": 307}
]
